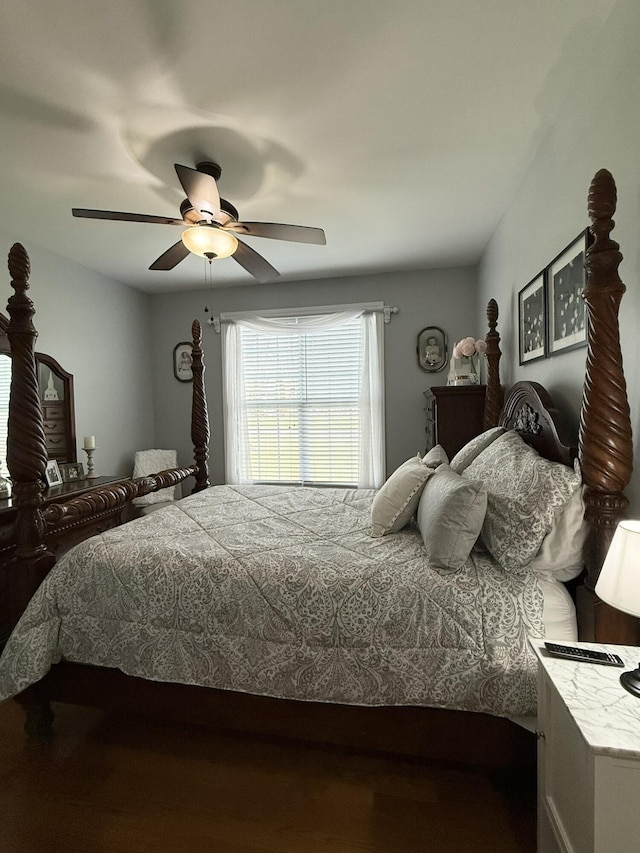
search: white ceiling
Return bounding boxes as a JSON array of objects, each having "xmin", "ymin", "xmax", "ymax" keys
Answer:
[{"xmin": 0, "ymin": 0, "xmax": 618, "ymax": 293}]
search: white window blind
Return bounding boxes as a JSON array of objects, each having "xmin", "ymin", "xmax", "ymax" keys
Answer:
[{"xmin": 222, "ymin": 307, "xmax": 385, "ymax": 488}]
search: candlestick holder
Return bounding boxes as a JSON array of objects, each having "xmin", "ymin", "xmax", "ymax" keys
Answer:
[{"xmin": 83, "ymin": 446, "xmax": 98, "ymax": 478}]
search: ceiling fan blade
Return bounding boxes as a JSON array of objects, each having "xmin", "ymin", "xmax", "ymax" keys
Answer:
[
  {"xmin": 72, "ymin": 208, "xmax": 185, "ymax": 226},
  {"xmin": 149, "ymin": 240, "xmax": 191, "ymax": 271},
  {"xmin": 232, "ymin": 239, "xmax": 280, "ymax": 283},
  {"xmin": 226, "ymin": 221, "xmax": 326, "ymax": 245},
  {"xmin": 174, "ymin": 164, "xmax": 221, "ymax": 221}
]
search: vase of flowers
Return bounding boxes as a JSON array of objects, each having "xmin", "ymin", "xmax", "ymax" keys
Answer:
[{"xmin": 450, "ymin": 337, "xmax": 487, "ymax": 385}]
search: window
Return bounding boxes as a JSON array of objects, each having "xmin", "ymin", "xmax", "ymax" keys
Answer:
[{"xmin": 222, "ymin": 305, "xmax": 385, "ymax": 488}]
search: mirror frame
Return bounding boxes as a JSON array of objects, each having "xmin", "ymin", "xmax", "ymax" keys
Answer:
[{"xmin": 0, "ymin": 312, "xmax": 77, "ymax": 463}]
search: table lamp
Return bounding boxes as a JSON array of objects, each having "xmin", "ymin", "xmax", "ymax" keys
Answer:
[{"xmin": 595, "ymin": 519, "xmax": 640, "ymax": 697}]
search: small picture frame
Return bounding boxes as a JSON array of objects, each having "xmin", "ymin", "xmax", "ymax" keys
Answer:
[
  {"xmin": 547, "ymin": 230, "xmax": 589, "ymax": 356},
  {"xmin": 518, "ymin": 272, "xmax": 547, "ymax": 365},
  {"xmin": 417, "ymin": 326, "xmax": 448, "ymax": 372},
  {"xmin": 173, "ymin": 342, "xmax": 193, "ymax": 382},
  {"xmin": 59, "ymin": 461, "xmax": 85, "ymax": 483},
  {"xmin": 44, "ymin": 459, "xmax": 63, "ymax": 487}
]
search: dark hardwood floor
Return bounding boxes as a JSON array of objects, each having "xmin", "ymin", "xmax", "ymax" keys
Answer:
[{"xmin": 0, "ymin": 699, "xmax": 536, "ymax": 852}]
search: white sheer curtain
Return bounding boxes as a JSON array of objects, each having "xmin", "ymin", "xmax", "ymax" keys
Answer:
[
  {"xmin": 358, "ymin": 310, "xmax": 385, "ymax": 488},
  {"xmin": 222, "ymin": 308, "xmax": 385, "ymax": 488}
]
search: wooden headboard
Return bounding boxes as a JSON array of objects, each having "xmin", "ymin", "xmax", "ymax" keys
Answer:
[{"xmin": 500, "ymin": 381, "xmax": 576, "ymax": 467}]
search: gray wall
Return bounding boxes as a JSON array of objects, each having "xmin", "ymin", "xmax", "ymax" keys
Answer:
[
  {"xmin": 0, "ymin": 228, "xmax": 154, "ymax": 478},
  {"xmin": 150, "ymin": 267, "xmax": 479, "ymax": 484},
  {"xmin": 478, "ymin": 0, "xmax": 640, "ymax": 511}
]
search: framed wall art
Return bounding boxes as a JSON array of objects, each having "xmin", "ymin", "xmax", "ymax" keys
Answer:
[
  {"xmin": 417, "ymin": 326, "xmax": 447, "ymax": 372},
  {"xmin": 546, "ymin": 230, "xmax": 589, "ymax": 356},
  {"xmin": 173, "ymin": 342, "xmax": 193, "ymax": 382},
  {"xmin": 518, "ymin": 271, "xmax": 546, "ymax": 365}
]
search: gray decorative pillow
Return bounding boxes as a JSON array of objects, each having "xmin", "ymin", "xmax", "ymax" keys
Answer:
[
  {"xmin": 449, "ymin": 426, "xmax": 506, "ymax": 474},
  {"xmin": 422, "ymin": 444, "xmax": 449, "ymax": 468},
  {"xmin": 416, "ymin": 463, "xmax": 487, "ymax": 572},
  {"xmin": 371, "ymin": 455, "xmax": 436, "ymax": 537},
  {"xmin": 463, "ymin": 430, "xmax": 581, "ymax": 569}
]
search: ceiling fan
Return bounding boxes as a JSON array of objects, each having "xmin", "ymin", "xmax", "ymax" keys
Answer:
[{"xmin": 72, "ymin": 162, "xmax": 326, "ymax": 283}]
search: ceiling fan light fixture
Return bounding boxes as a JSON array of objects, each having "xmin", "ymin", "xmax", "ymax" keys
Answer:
[{"xmin": 181, "ymin": 225, "xmax": 238, "ymax": 259}]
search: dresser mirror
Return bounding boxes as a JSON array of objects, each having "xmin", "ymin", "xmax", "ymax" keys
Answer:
[{"xmin": 0, "ymin": 313, "xmax": 76, "ymax": 475}]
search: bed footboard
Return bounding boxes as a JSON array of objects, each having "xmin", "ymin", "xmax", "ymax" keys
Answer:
[{"xmin": 2, "ymin": 243, "xmax": 211, "ymax": 641}]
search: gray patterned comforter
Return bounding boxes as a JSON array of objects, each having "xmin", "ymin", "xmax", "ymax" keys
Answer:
[{"xmin": 0, "ymin": 485, "xmax": 544, "ymax": 716}]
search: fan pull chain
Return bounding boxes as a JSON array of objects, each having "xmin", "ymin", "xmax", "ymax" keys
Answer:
[{"xmin": 203, "ymin": 256, "xmax": 214, "ymax": 319}]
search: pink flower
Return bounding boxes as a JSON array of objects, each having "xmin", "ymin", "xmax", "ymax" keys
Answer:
[
  {"xmin": 453, "ymin": 336, "xmax": 487, "ymax": 359},
  {"xmin": 459, "ymin": 337, "xmax": 476, "ymax": 357}
]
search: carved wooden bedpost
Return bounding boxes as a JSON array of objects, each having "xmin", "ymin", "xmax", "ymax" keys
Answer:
[
  {"xmin": 6, "ymin": 245, "xmax": 55, "ymax": 586},
  {"xmin": 483, "ymin": 299, "xmax": 503, "ymax": 428},
  {"xmin": 6, "ymin": 244, "xmax": 55, "ymax": 738},
  {"xmin": 578, "ymin": 169, "xmax": 638, "ymax": 644},
  {"xmin": 190, "ymin": 319, "xmax": 210, "ymax": 492}
]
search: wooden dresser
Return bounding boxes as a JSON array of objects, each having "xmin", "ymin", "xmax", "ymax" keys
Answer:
[
  {"xmin": 423, "ymin": 385, "xmax": 486, "ymax": 458},
  {"xmin": 42, "ymin": 400, "xmax": 74, "ymax": 463}
]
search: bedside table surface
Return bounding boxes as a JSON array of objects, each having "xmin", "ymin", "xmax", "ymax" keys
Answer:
[{"xmin": 531, "ymin": 639, "xmax": 640, "ymax": 758}]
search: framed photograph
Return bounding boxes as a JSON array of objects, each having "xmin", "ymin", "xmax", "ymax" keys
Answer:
[
  {"xmin": 59, "ymin": 461, "xmax": 85, "ymax": 483},
  {"xmin": 44, "ymin": 459, "xmax": 63, "ymax": 487},
  {"xmin": 546, "ymin": 230, "xmax": 589, "ymax": 356},
  {"xmin": 518, "ymin": 272, "xmax": 546, "ymax": 365},
  {"xmin": 417, "ymin": 326, "xmax": 447, "ymax": 372},
  {"xmin": 173, "ymin": 342, "xmax": 193, "ymax": 382}
]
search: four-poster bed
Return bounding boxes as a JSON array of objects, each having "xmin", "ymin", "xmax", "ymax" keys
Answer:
[{"xmin": 0, "ymin": 168, "xmax": 637, "ymax": 770}]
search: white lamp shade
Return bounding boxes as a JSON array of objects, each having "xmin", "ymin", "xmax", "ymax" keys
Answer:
[
  {"xmin": 595, "ymin": 520, "xmax": 640, "ymax": 618},
  {"xmin": 181, "ymin": 225, "xmax": 238, "ymax": 259}
]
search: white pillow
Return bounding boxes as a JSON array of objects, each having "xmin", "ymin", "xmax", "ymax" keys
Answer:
[
  {"xmin": 449, "ymin": 426, "xmax": 506, "ymax": 474},
  {"xmin": 132, "ymin": 449, "xmax": 179, "ymax": 507},
  {"xmin": 416, "ymin": 464, "xmax": 487, "ymax": 571},
  {"xmin": 538, "ymin": 576, "xmax": 578, "ymax": 642},
  {"xmin": 371, "ymin": 454, "xmax": 435, "ymax": 537},
  {"xmin": 529, "ymin": 484, "xmax": 586, "ymax": 582}
]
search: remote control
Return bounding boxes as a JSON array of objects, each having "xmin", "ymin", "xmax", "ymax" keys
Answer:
[{"xmin": 544, "ymin": 642, "xmax": 625, "ymax": 667}]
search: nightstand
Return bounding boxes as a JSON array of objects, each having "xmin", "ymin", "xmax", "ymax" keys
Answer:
[{"xmin": 531, "ymin": 639, "xmax": 640, "ymax": 853}]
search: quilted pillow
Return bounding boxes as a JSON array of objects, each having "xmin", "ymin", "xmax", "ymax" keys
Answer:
[
  {"xmin": 371, "ymin": 454, "xmax": 435, "ymax": 537},
  {"xmin": 416, "ymin": 463, "xmax": 487, "ymax": 571},
  {"xmin": 463, "ymin": 430, "xmax": 581, "ymax": 569},
  {"xmin": 449, "ymin": 426, "xmax": 506, "ymax": 474},
  {"xmin": 422, "ymin": 444, "xmax": 449, "ymax": 468},
  {"xmin": 132, "ymin": 449, "xmax": 180, "ymax": 507}
]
